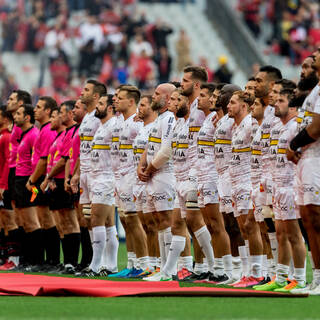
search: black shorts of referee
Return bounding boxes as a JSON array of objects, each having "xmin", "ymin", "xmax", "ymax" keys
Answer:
[
  {"xmin": 14, "ymin": 175, "xmax": 34, "ymax": 208},
  {"xmin": 33, "ymin": 175, "xmax": 50, "ymax": 206},
  {"xmin": 48, "ymin": 178, "xmax": 74, "ymax": 211},
  {"xmin": 67, "ymin": 174, "xmax": 80, "ymax": 203},
  {"xmin": 2, "ymin": 167, "xmax": 16, "ymax": 210}
]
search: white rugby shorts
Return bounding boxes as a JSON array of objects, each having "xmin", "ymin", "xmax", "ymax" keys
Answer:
[{"xmin": 296, "ymin": 157, "xmax": 320, "ymax": 206}]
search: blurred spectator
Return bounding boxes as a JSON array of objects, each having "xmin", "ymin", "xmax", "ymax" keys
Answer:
[
  {"xmin": 214, "ymin": 55, "xmax": 233, "ymax": 84},
  {"xmin": 130, "ymin": 33, "xmax": 153, "ymax": 57},
  {"xmin": 154, "ymin": 46, "xmax": 172, "ymax": 83},
  {"xmin": 175, "ymin": 29, "xmax": 192, "ymax": 72},
  {"xmin": 132, "ymin": 49, "xmax": 154, "ymax": 89},
  {"xmin": 151, "ymin": 19, "xmax": 173, "ymax": 50},
  {"xmin": 238, "ymin": 0, "xmax": 261, "ymax": 38},
  {"xmin": 44, "ymin": 15, "xmax": 71, "ymax": 63},
  {"xmin": 0, "ymin": 0, "xmax": 180, "ymax": 102},
  {"xmin": 238, "ymin": 0, "xmax": 320, "ymax": 65},
  {"xmin": 199, "ymin": 56, "xmax": 214, "ymax": 82},
  {"xmin": 50, "ymin": 55, "xmax": 70, "ymax": 92}
]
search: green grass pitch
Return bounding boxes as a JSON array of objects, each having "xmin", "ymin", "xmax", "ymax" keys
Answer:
[{"xmin": 0, "ymin": 243, "xmax": 319, "ymax": 320}]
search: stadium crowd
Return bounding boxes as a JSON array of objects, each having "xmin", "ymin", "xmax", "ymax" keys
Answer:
[
  {"xmin": 237, "ymin": 0, "xmax": 320, "ymax": 65},
  {"xmin": 0, "ymin": 0, "xmax": 234, "ymax": 105},
  {"xmin": 0, "ymin": 43, "xmax": 320, "ymax": 295}
]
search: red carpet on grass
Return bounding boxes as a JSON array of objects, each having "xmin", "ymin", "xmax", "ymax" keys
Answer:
[{"xmin": 0, "ymin": 273, "xmax": 307, "ymax": 297}]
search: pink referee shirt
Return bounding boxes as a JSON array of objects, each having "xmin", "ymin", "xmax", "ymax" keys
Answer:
[
  {"xmin": 31, "ymin": 122, "xmax": 57, "ymax": 172},
  {"xmin": 9, "ymin": 125, "xmax": 22, "ymax": 168},
  {"xmin": 69, "ymin": 125, "xmax": 80, "ymax": 176},
  {"xmin": 16, "ymin": 126, "xmax": 39, "ymax": 176},
  {"xmin": 47, "ymin": 131, "xmax": 66, "ymax": 179}
]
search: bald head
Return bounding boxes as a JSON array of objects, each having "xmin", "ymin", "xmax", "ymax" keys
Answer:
[
  {"xmin": 158, "ymin": 83, "xmax": 176, "ymax": 96},
  {"xmin": 152, "ymin": 83, "xmax": 177, "ymax": 112}
]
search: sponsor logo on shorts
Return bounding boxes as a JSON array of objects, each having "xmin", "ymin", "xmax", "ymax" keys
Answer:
[{"xmin": 221, "ymin": 198, "xmax": 232, "ymax": 205}]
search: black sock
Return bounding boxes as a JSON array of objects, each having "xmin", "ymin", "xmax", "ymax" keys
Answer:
[
  {"xmin": 29, "ymin": 229, "xmax": 45, "ymax": 265},
  {"xmin": 44, "ymin": 227, "xmax": 61, "ymax": 265},
  {"xmin": 66, "ymin": 233, "xmax": 80, "ymax": 267},
  {"xmin": 80, "ymin": 227, "xmax": 92, "ymax": 267},
  {"xmin": 0, "ymin": 229, "xmax": 7, "ymax": 263},
  {"xmin": 64, "ymin": 233, "xmax": 80, "ymax": 266},
  {"xmin": 7, "ymin": 228, "xmax": 21, "ymax": 258},
  {"xmin": 17, "ymin": 227, "xmax": 27, "ymax": 265},
  {"xmin": 62, "ymin": 237, "xmax": 70, "ymax": 265}
]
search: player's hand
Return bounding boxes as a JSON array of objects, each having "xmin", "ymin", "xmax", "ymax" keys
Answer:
[
  {"xmin": 133, "ymin": 114, "xmax": 143, "ymax": 122},
  {"xmin": 26, "ymin": 180, "xmax": 33, "ymax": 192},
  {"xmin": 40, "ymin": 178, "xmax": 49, "ymax": 193},
  {"xmin": 65, "ymin": 178, "xmax": 71, "ymax": 193},
  {"xmin": 211, "ymin": 113, "xmax": 219, "ymax": 127},
  {"xmin": 70, "ymin": 174, "xmax": 79, "ymax": 193},
  {"xmin": 286, "ymin": 148, "xmax": 301, "ymax": 164},
  {"xmin": 0, "ymin": 188, "xmax": 4, "ymax": 200},
  {"xmin": 49, "ymin": 180, "xmax": 57, "ymax": 191},
  {"xmin": 137, "ymin": 166, "xmax": 149, "ymax": 182}
]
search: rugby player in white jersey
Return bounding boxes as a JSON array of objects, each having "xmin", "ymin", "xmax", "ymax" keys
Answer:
[
  {"xmin": 287, "ymin": 47, "xmax": 320, "ymax": 294},
  {"xmin": 267, "ymin": 79, "xmax": 297, "ymax": 275},
  {"xmin": 250, "ymin": 96, "xmax": 276, "ymax": 281},
  {"xmin": 78, "ymin": 94, "xmax": 119, "ymax": 276},
  {"xmin": 108, "ymin": 87, "xmax": 136, "ymax": 277},
  {"xmin": 138, "ymin": 83, "xmax": 176, "ymax": 276},
  {"xmin": 227, "ymin": 91, "xmax": 265, "ymax": 287},
  {"xmin": 145, "ymin": 91, "xmax": 191, "ymax": 281},
  {"xmin": 255, "ymin": 66, "xmax": 283, "ymax": 207},
  {"xmin": 131, "ymin": 95, "xmax": 158, "ymax": 277},
  {"xmin": 116, "ymin": 85, "xmax": 149, "ymax": 277},
  {"xmin": 212, "ymin": 84, "xmax": 245, "ymax": 283},
  {"xmin": 197, "ymin": 83, "xmax": 233, "ymax": 283},
  {"xmin": 254, "ymin": 90, "xmax": 307, "ymax": 292},
  {"xmin": 179, "ymin": 66, "xmax": 215, "ymax": 280},
  {"xmin": 75, "ymin": 80, "xmax": 107, "ymax": 272},
  {"xmin": 167, "ymin": 88, "xmax": 194, "ymax": 279},
  {"xmin": 254, "ymin": 66, "xmax": 283, "ymax": 278}
]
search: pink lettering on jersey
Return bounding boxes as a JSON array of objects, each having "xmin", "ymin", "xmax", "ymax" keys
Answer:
[
  {"xmin": 31, "ymin": 122, "xmax": 57, "ymax": 172},
  {"xmin": 16, "ymin": 126, "xmax": 39, "ymax": 176}
]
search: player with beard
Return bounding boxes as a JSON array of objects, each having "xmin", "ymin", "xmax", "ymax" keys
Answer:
[
  {"xmin": 266, "ymin": 79, "xmax": 297, "ymax": 276},
  {"xmin": 13, "ymin": 105, "xmax": 40, "ymax": 268},
  {"xmin": 179, "ymin": 66, "xmax": 215, "ymax": 279},
  {"xmin": 296, "ymin": 56, "xmax": 318, "ymax": 96},
  {"xmin": 287, "ymin": 48, "xmax": 320, "ymax": 294},
  {"xmin": 255, "ymin": 66, "xmax": 282, "ymax": 210},
  {"xmin": 145, "ymin": 91, "xmax": 193, "ymax": 281},
  {"xmin": 76, "ymin": 95, "xmax": 119, "ymax": 276},
  {"xmin": 255, "ymin": 90, "xmax": 307, "ymax": 292},
  {"xmin": 138, "ymin": 83, "xmax": 176, "ymax": 277},
  {"xmin": 131, "ymin": 95, "xmax": 158, "ymax": 278},
  {"xmin": 227, "ymin": 91, "xmax": 265, "ymax": 288},
  {"xmin": 212, "ymin": 84, "xmax": 244, "ymax": 283},
  {"xmin": 25, "ymin": 96, "xmax": 58, "ymax": 271},
  {"xmin": 196, "ymin": 83, "xmax": 233, "ymax": 283},
  {"xmin": 244, "ymin": 77, "xmax": 256, "ymax": 104},
  {"xmin": 169, "ymin": 89, "xmax": 194, "ymax": 277}
]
